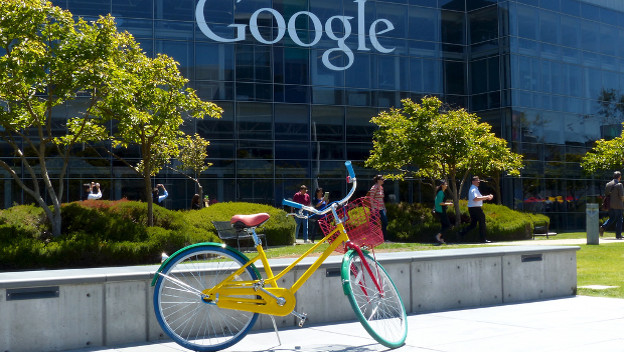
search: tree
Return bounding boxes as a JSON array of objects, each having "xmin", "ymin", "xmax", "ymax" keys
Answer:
[
  {"xmin": 469, "ymin": 133, "xmax": 523, "ymax": 204},
  {"xmin": 580, "ymin": 123, "xmax": 624, "ymax": 174},
  {"xmin": 166, "ymin": 134, "xmax": 212, "ymax": 206},
  {"xmin": 94, "ymin": 49, "xmax": 222, "ymax": 226},
  {"xmin": 366, "ymin": 96, "xmax": 523, "ymax": 225},
  {"xmin": 0, "ymin": 0, "xmax": 134, "ymax": 236}
]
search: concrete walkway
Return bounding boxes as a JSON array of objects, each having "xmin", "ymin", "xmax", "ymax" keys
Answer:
[{"xmin": 64, "ymin": 295, "xmax": 624, "ymax": 352}]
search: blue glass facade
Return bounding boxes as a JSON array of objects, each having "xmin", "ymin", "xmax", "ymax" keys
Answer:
[{"xmin": 3, "ymin": 0, "xmax": 624, "ymax": 230}]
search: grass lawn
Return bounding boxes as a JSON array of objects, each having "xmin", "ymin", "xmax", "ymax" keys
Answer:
[
  {"xmin": 537, "ymin": 231, "xmax": 624, "ymax": 298},
  {"xmin": 261, "ymin": 231, "xmax": 624, "ymax": 299}
]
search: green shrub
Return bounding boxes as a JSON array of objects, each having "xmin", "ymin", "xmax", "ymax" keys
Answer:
[
  {"xmin": 387, "ymin": 201, "xmax": 550, "ymax": 243},
  {"xmin": 183, "ymin": 202, "xmax": 296, "ymax": 246},
  {"xmin": 386, "ymin": 203, "xmax": 442, "ymax": 243},
  {"xmin": 0, "ymin": 199, "xmax": 548, "ymax": 270},
  {"xmin": 0, "ymin": 204, "xmax": 47, "ymax": 241},
  {"xmin": 0, "ymin": 200, "xmax": 294, "ymax": 270}
]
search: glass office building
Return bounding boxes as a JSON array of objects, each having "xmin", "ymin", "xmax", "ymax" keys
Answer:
[{"xmin": 3, "ymin": 0, "xmax": 624, "ymax": 230}]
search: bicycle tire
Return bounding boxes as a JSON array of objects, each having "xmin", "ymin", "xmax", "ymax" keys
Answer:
[
  {"xmin": 153, "ymin": 244, "xmax": 259, "ymax": 352},
  {"xmin": 341, "ymin": 250, "xmax": 407, "ymax": 348}
]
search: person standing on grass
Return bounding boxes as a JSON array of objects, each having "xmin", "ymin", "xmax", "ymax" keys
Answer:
[
  {"xmin": 600, "ymin": 171, "xmax": 624, "ymax": 239},
  {"xmin": 367, "ymin": 175, "xmax": 388, "ymax": 238},
  {"xmin": 292, "ymin": 185, "xmax": 311, "ymax": 243}
]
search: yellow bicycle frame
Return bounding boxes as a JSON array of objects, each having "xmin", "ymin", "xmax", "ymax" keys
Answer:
[{"xmin": 201, "ymin": 222, "xmax": 350, "ymax": 317}]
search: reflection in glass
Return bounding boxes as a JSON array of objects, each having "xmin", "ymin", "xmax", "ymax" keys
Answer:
[{"xmin": 275, "ymin": 104, "xmax": 309, "ymax": 141}]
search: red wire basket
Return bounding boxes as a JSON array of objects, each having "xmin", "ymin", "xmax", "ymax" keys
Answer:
[{"xmin": 318, "ymin": 197, "xmax": 384, "ymax": 253}]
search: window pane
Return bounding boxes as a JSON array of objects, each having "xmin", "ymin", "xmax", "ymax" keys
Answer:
[
  {"xmin": 196, "ymin": 43, "xmax": 234, "ymax": 81},
  {"xmin": 346, "ymin": 53, "xmax": 372, "ymax": 89},
  {"xmin": 113, "ymin": 0, "xmax": 152, "ymax": 18},
  {"xmin": 68, "ymin": 0, "xmax": 110, "ymax": 17},
  {"xmin": 346, "ymin": 107, "xmax": 378, "ymax": 142},
  {"xmin": 312, "ymin": 105, "xmax": 344, "ymax": 141},
  {"xmin": 275, "ymin": 141, "xmax": 310, "ymax": 159},
  {"xmin": 469, "ymin": 6, "xmax": 498, "ymax": 44},
  {"xmin": 154, "ymin": 0, "xmax": 194, "ymax": 21},
  {"xmin": 154, "ymin": 41, "xmax": 194, "ymax": 78},
  {"xmin": 444, "ymin": 60, "xmax": 464, "ymax": 94},
  {"xmin": 237, "ymin": 140, "xmax": 273, "ymax": 159},
  {"xmin": 237, "ymin": 103, "xmax": 272, "ymax": 139},
  {"xmin": 443, "ymin": 10, "xmax": 465, "ymax": 44},
  {"xmin": 275, "ymin": 104, "xmax": 309, "ymax": 141},
  {"xmin": 197, "ymin": 102, "xmax": 234, "ymax": 139},
  {"xmin": 409, "ymin": 6, "xmax": 438, "ymax": 41}
]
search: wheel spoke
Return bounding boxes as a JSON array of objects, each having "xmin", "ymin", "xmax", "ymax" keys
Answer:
[
  {"xmin": 153, "ymin": 246, "xmax": 259, "ymax": 351},
  {"xmin": 342, "ymin": 251, "xmax": 407, "ymax": 348}
]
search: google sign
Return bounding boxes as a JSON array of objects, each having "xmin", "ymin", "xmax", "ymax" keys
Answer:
[{"xmin": 195, "ymin": 0, "xmax": 395, "ymax": 71}]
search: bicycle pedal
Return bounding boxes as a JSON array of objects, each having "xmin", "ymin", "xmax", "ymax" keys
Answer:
[
  {"xmin": 291, "ymin": 311, "xmax": 307, "ymax": 327},
  {"xmin": 298, "ymin": 314, "xmax": 307, "ymax": 327}
]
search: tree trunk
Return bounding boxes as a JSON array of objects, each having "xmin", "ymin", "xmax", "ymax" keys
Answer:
[
  {"xmin": 51, "ymin": 206, "xmax": 62, "ymax": 238},
  {"xmin": 492, "ymin": 172, "xmax": 502, "ymax": 204},
  {"xmin": 145, "ymin": 171, "xmax": 154, "ymax": 227},
  {"xmin": 448, "ymin": 174, "xmax": 461, "ymax": 227},
  {"xmin": 197, "ymin": 182, "xmax": 204, "ymax": 208}
]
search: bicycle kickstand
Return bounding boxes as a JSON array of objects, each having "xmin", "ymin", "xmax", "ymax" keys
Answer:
[
  {"xmin": 269, "ymin": 315, "xmax": 282, "ymax": 346},
  {"xmin": 291, "ymin": 310, "xmax": 307, "ymax": 327}
]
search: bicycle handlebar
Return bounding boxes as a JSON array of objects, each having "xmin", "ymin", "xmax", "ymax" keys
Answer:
[{"xmin": 282, "ymin": 160, "xmax": 357, "ymax": 217}]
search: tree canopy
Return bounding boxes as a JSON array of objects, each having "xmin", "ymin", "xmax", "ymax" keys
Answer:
[
  {"xmin": 366, "ymin": 96, "xmax": 523, "ymax": 224},
  {"xmin": 580, "ymin": 123, "xmax": 624, "ymax": 174},
  {"xmin": 0, "ymin": 0, "xmax": 135, "ymax": 236},
  {"xmin": 93, "ymin": 48, "xmax": 221, "ymax": 225},
  {"xmin": 0, "ymin": 0, "xmax": 221, "ymax": 232}
]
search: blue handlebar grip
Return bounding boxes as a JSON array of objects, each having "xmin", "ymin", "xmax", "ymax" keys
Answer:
[
  {"xmin": 345, "ymin": 160, "xmax": 355, "ymax": 179},
  {"xmin": 282, "ymin": 199, "xmax": 302, "ymax": 209}
]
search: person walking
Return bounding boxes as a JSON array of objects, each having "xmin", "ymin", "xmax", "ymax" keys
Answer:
[
  {"xmin": 600, "ymin": 171, "xmax": 624, "ymax": 239},
  {"xmin": 434, "ymin": 181, "xmax": 453, "ymax": 245},
  {"xmin": 367, "ymin": 175, "xmax": 388, "ymax": 237},
  {"xmin": 458, "ymin": 176, "xmax": 493, "ymax": 243},
  {"xmin": 292, "ymin": 185, "xmax": 311, "ymax": 243}
]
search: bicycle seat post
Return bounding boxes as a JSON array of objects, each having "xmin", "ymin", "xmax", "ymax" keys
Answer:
[{"xmin": 244, "ymin": 227, "xmax": 263, "ymax": 247}]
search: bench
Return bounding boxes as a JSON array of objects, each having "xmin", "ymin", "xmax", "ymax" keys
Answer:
[
  {"xmin": 211, "ymin": 221, "xmax": 267, "ymax": 250},
  {"xmin": 533, "ymin": 224, "xmax": 557, "ymax": 239}
]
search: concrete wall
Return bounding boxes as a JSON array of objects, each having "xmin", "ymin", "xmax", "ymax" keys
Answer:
[{"xmin": 0, "ymin": 245, "xmax": 578, "ymax": 352}]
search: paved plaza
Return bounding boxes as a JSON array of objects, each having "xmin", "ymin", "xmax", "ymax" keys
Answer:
[{"xmin": 65, "ymin": 295, "xmax": 624, "ymax": 352}]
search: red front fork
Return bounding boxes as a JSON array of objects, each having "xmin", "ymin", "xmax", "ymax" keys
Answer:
[{"xmin": 344, "ymin": 240, "xmax": 384, "ymax": 296}]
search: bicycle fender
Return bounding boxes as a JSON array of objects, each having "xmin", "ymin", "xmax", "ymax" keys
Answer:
[{"xmin": 150, "ymin": 242, "xmax": 259, "ymax": 286}]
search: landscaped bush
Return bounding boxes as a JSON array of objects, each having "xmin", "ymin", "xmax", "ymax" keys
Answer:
[
  {"xmin": 0, "ymin": 200, "xmax": 295, "ymax": 270},
  {"xmin": 0, "ymin": 204, "xmax": 47, "ymax": 240},
  {"xmin": 183, "ymin": 202, "xmax": 296, "ymax": 247},
  {"xmin": 0, "ymin": 199, "xmax": 545, "ymax": 270},
  {"xmin": 387, "ymin": 201, "xmax": 550, "ymax": 243},
  {"xmin": 0, "ymin": 200, "xmax": 213, "ymax": 270}
]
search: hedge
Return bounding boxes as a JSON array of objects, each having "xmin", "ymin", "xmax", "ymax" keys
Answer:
[
  {"xmin": 0, "ymin": 200, "xmax": 295, "ymax": 270},
  {"xmin": 0, "ymin": 199, "xmax": 546, "ymax": 270},
  {"xmin": 184, "ymin": 202, "xmax": 295, "ymax": 247},
  {"xmin": 387, "ymin": 201, "xmax": 550, "ymax": 243}
]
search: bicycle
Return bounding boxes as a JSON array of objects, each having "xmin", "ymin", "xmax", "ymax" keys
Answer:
[{"xmin": 151, "ymin": 161, "xmax": 408, "ymax": 351}]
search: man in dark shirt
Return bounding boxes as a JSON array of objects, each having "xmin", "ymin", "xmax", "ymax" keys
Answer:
[{"xmin": 600, "ymin": 171, "xmax": 624, "ymax": 239}]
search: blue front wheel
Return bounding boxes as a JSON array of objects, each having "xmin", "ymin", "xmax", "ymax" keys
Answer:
[{"xmin": 153, "ymin": 244, "xmax": 259, "ymax": 351}]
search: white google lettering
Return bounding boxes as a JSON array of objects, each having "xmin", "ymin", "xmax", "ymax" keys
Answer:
[{"xmin": 195, "ymin": 0, "xmax": 395, "ymax": 71}]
